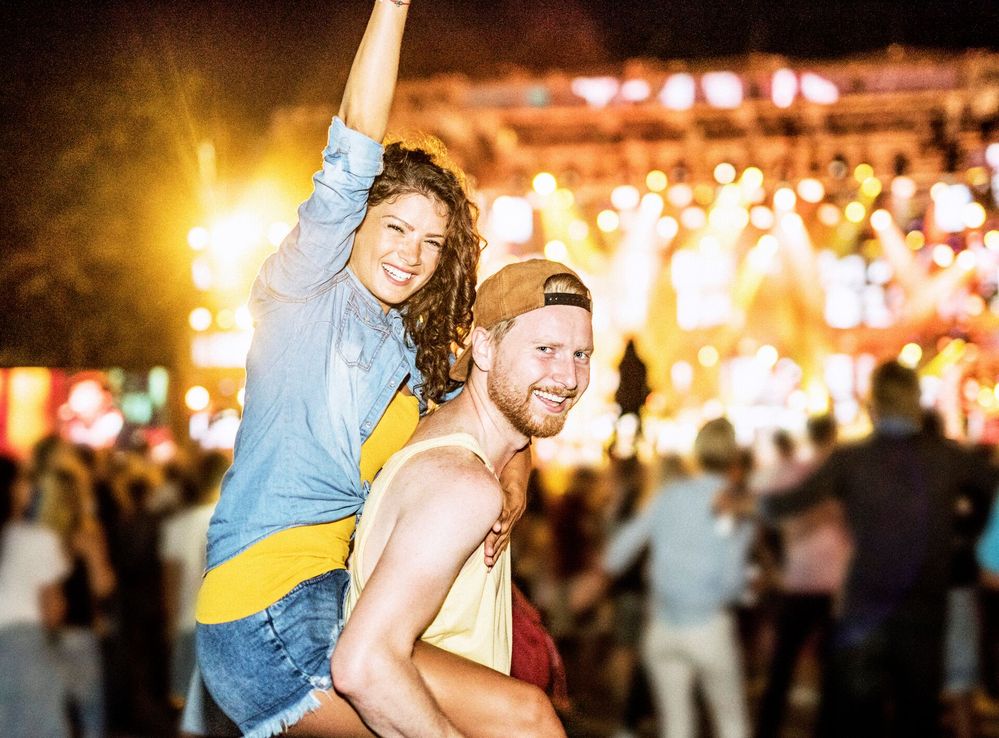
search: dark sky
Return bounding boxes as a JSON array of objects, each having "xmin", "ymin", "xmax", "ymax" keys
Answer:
[{"xmin": 4, "ymin": 1, "xmax": 998, "ymax": 130}]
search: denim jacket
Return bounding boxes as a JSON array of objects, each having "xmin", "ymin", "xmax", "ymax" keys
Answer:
[{"xmin": 206, "ymin": 118, "xmax": 426, "ymax": 570}]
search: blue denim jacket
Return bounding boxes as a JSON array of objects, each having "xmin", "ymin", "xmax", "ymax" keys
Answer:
[{"xmin": 206, "ymin": 118, "xmax": 425, "ymax": 570}]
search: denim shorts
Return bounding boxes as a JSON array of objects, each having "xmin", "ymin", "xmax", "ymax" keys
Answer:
[{"xmin": 196, "ymin": 568, "xmax": 350, "ymax": 738}]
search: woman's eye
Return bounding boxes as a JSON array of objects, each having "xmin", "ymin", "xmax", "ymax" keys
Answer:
[
  {"xmin": 426, "ymin": 241, "xmax": 443, "ymax": 250},
  {"xmin": 388, "ymin": 223, "xmax": 404, "ymax": 233}
]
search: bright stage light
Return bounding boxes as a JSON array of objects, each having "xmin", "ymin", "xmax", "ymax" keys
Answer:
[
  {"xmin": 188, "ymin": 226, "xmax": 210, "ymax": 251},
  {"xmin": 702, "ymin": 71, "xmax": 743, "ymax": 109},
  {"xmin": 191, "ymin": 257, "xmax": 214, "ymax": 291},
  {"xmin": 860, "ymin": 177, "xmax": 883, "ymax": 199},
  {"xmin": 800, "ymin": 72, "xmax": 839, "ymax": 104},
  {"xmin": 771, "ymin": 68, "xmax": 797, "ymax": 108},
  {"xmin": 216, "ymin": 309, "xmax": 235, "ymax": 330},
  {"xmin": 870, "ymin": 209, "xmax": 893, "ymax": 231},
  {"xmin": 620, "ymin": 78, "xmax": 651, "ymax": 102},
  {"xmin": 656, "ymin": 216, "xmax": 679, "ymax": 240},
  {"xmin": 817, "ymin": 203, "xmax": 841, "ymax": 227},
  {"xmin": 671, "ymin": 361, "xmax": 693, "ymax": 392},
  {"xmin": 797, "ymin": 178, "xmax": 825, "ymax": 203},
  {"xmin": 646, "ymin": 170, "xmax": 668, "ymax": 192},
  {"xmin": 185, "ymin": 386, "xmax": 211, "ymax": 412},
  {"xmin": 773, "ymin": 188, "xmax": 797, "ymax": 211},
  {"xmin": 641, "ymin": 192, "xmax": 665, "ymax": 213},
  {"xmin": 714, "ymin": 162, "xmax": 736, "ymax": 185},
  {"xmin": 668, "ymin": 183, "xmax": 693, "ymax": 208},
  {"xmin": 932, "ymin": 244, "xmax": 955, "ymax": 268},
  {"xmin": 235, "ymin": 305, "xmax": 253, "ymax": 331},
  {"xmin": 756, "ymin": 344, "xmax": 779, "ymax": 368},
  {"xmin": 905, "ymin": 230, "xmax": 926, "ymax": 250},
  {"xmin": 189, "ymin": 307, "xmax": 213, "ymax": 332},
  {"xmin": 611, "ymin": 185, "xmax": 641, "ymax": 210},
  {"xmin": 934, "ymin": 184, "xmax": 973, "ymax": 233},
  {"xmin": 267, "ymin": 221, "xmax": 292, "ymax": 248},
  {"xmin": 741, "ymin": 167, "xmax": 764, "ymax": 191},
  {"xmin": 854, "ymin": 163, "xmax": 874, "ymax": 183},
  {"xmin": 568, "ymin": 219, "xmax": 590, "ymax": 241},
  {"xmin": 698, "ymin": 345, "xmax": 720, "ymax": 367},
  {"xmin": 680, "ymin": 207, "xmax": 707, "ymax": 230},
  {"xmin": 544, "ymin": 239, "xmax": 569, "ymax": 261},
  {"xmin": 844, "ymin": 202, "xmax": 866, "ymax": 223},
  {"xmin": 957, "ymin": 249, "xmax": 977, "ymax": 271},
  {"xmin": 987, "ymin": 143, "xmax": 999, "ymax": 169},
  {"xmin": 985, "ymin": 230, "xmax": 999, "ymax": 250},
  {"xmin": 597, "ymin": 209, "xmax": 620, "ymax": 233},
  {"xmin": 570, "ymin": 76, "xmax": 620, "ymax": 108},
  {"xmin": 891, "ymin": 176, "xmax": 917, "ymax": 200},
  {"xmin": 532, "ymin": 172, "xmax": 557, "ymax": 196},
  {"xmin": 659, "ymin": 73, "xmax": 696, "ymax": 110},
  {"xmin": 867, "ymin": 259, "xmax": 893, "ymax": 285},
  {"xmin": 750, "ymin": 206, "xmax": 775, "ymax": 230},
  {"xmin": 491, "ymin": 196, "xmax": 534, "ymax": 243},
  {"xmin": 964, "ymin": 202, "xmax": 987, "ymax": 229}
]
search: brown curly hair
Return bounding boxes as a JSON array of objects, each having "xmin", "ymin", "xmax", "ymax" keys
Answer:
[{"xmin": 367, "ymin": 136, "xmax": 482, "ymax": 404}]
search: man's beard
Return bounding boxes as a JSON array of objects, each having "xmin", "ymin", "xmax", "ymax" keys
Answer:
[{"xmin": 488, "ymin": 372, "xmax": 574, "ymax": 439}]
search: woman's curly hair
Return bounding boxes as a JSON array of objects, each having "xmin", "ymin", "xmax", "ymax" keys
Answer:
[{"xmin": 367, "ymin": 136, "xmax": 482, "ymax": 404}]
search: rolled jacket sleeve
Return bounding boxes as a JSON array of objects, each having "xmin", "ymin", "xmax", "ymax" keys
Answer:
[{"xmin": 254, "ymin": 117, "xmax": 385, "ymax": 306}]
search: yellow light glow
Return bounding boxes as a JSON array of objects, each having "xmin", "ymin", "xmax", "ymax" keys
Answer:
[
  {"xmin": 930, "ymin": 182, "xmax": 949, "ymax": 201},
  {"xmin": 656, "ymin": 216, "xmax": 679, "ymax": 240},
  {"xmin": 217, "ymin": 309, "xmax": 236, "ymax": 330},
  {"xmin": 957, "ymin": 249, "xmax": 977, "ymax": 271},
  {"xmin": 235, "ymin": 305, "xmax": 253, "ymax": 331},
  {"xmin": 646, "ymin": 170, "xmax": 668, "ymax": 192},
  {"xmin": 750, "ymin": 206, "xmax": 775, "ymax": 230},
  {"xmin": 544, "ymin": 239, "xmax": 569, "ymax": 261},
  {"xmin": 905, "ymin": 231, "xmax": 926, "ymax": 250},
  {"xmin": 611, "ymin": 185, "xmax": 641, "ymax": 210},
  {"xmin": 187, "ymin": 226, "xmax": 210, "ymax": 251},
  {"xmin": 237, "ymin": 388, "xmax": 246, "ymax": 407},
  {"xmin": 870, "ymin": 209, "xmax": 893, "ymax": 231},
  {"xmin": 741, "ymin": 167, "xmax": 765, "ymax": 191},
  {"xmin": 667, "ymin": 183, "xmax": 693, "ymax": 208},
  {"xmin": 267, "ymin": 221, "xmax": 292, "ymax": 247},
  {"xmin": 898, "ymin": 343, "xmax": 922, "ymax": 368},
  {"xmin": 967, "ymin": 166, "xmax": 990, "ymax": 188},
  {"xmin": 966, "ymin": 294, "xmax": 985, "ymax": 316},
  {"xmin": 554, "ymin": 188, "xmax": 575, "ymax": 209},
  {"xmin": 817, "ymin": 203, "xmax": 841, "ymax": 226},
  {"xmin": 597, "ymin": 209, "xmax": 620, "ymax": 233},
  {"xmin": 860, "ymin": 177, "xmax": 882, "ymax": 199},
  {"xmin": 680, "ymin": 207, "xmax": 707, "ymax": 230},
  {"xmin": 568, "ymin": 219, "xmax": 590, "ymax": 241},
  {"xmin": 532, "ymin": 172, "xmax": 557, "ymax": 196},
  {"xmin": 773, "ymin": 187, "xmax": 797, "ymax": 211},
  {"xmin": 806, "ymin": 380, "xmax": 830, "ymax": 414},
  {"xmin": 844, "ymin": 201, "xmax": 866, "ymax": 223},
  {"xmin": 891, "ymin": 176, "xmax": 917, "ymax": 199},
  {"xmin": 854, "ymin": 163, "xmax": 874, "ymax": 182},
  {"xmin": 698, "ymin": 345, "xmax": 720, "ymax": 368},
  {"xmin": 714, "ymin": 162, "xmax": 737, "ymax": 185},
  {"xmin": 964, "ymin": 202, "xmax": 987, "ymax": 229},
  {"xmin": 185, "ymin": 386, "xmax": 211, "ymax": 412},
  {"xmin": 932, "ymin": 244, "xmax": 955, "ymax": 268},
  {"xmin": 211, "ymin": 214, "xmax": 263, "ymax": 256},
  {"xmin": 693, "ymin": 184, "xmax": 715, "ymax": 206},
  {"xmin": 978, "ymin": 387, "xmax": 996, "ymax": 409},
  {"xmin": 780, "ymin": 212, "xmax": 804, "ymax": 231},
  {"xmin": 796, "ymin": 178, "xmax": 825, "ymax": 204},
  {"xmin": 985, "ymin": 231, "xmax": 999, "ymax": 251},
  {"xmin": 756, "ymin": 344, "xmax": 779, "ymax": 368},
  {"xmin": 994, "ymin": 384, "xmax": 999, "ymax": 403},
  {"xmin": 189, "ymin": 307, "xmax": 213, "ymax": 332}
]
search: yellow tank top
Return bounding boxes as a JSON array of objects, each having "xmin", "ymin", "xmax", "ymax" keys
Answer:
[
  {"xmin": 344, "ymin": 432, "xmax": 512, "ymax": 674},
  {"xmin": 196, "ymin": 391, "xmax": 419, "ymax": 624}
]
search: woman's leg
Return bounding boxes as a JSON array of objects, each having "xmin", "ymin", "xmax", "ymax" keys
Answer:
[{"xmin": 290, "ymin": 641, "xmax": 564, "ymax": 738}]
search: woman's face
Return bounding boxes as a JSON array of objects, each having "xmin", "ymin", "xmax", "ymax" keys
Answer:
[{"xmin": 350, "ymin": 192, "xmax": 447, "ymax": 312}]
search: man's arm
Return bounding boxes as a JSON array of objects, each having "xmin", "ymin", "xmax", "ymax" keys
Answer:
[
  {"xmin": 332, "ymin": 454, "xmax": 502, "ymax": 738},
  {"xmin": 484, "ymin": 444, "xmax": 531, "ymax": 567},
  {"xmin": 759, "ymin": 450, "xmax": 842, "ymax": 521}
]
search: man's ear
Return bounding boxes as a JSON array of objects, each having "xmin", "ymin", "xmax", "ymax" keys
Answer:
[{"xmin": 470, "ymin": 326, "xmax": 495, "ymax": 374}]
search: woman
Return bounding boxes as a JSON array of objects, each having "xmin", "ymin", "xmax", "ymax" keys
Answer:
[{"xmin": 193, "ymin": 2, "xmax": 553, "ymax": 737}]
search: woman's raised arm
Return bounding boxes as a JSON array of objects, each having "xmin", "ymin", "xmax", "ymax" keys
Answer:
[{"xmin": 339, "ymin": 0, "xmax": 411, "ymax": 142}]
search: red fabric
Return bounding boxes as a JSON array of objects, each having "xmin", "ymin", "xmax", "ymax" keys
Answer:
[{"xmin": 510, "ymin": 582, "xmax": 568, "ymax": 707}]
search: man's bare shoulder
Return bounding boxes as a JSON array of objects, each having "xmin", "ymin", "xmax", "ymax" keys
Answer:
[{"xmin": 394, "ymin": 443, "xmax": 501, "ymax": 516}]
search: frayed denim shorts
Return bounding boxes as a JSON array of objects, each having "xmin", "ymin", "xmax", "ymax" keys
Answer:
[{"xmin": 196, "ymin": 568, "xmax": 350, "ymax": 738}]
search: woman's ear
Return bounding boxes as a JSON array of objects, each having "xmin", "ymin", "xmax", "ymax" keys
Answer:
[{"xmin": 469, "ymin": 326, "xmax": 495, "ymax": 375}]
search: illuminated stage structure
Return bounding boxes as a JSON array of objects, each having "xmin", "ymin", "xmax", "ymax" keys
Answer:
[{"xmin": 194, "ymin": 48, "xmax": 999, "ymax": 458}]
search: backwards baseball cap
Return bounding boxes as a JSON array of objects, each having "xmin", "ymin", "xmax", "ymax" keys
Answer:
[{"xmin": 449, "ymin": 259, "xmax": 591, "ymax": 382}]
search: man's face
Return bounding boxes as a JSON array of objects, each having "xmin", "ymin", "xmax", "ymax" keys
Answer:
[{"xmin": 487, "ymin": 304, "xmax": 593, "ymax": 438}]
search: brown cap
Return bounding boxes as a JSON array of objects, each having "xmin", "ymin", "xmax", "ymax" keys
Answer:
[{"xmin": 450, "ymin": 259, "xmax": 591, "ymax": 382}]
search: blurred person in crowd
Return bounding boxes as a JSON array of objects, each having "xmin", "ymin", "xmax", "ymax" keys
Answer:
[
  {"xmin": 185, "ymin": 4, "xmax": 557, "ymax": 736},
  {"xmin": 0, "ymin": 453, "xmax": 71, "ymax": 737},
  {"xmin": 613, "ymin": 338, "xmax": 650, "ymax": 452},
  {"xmin": 753, "ymin": 416, "xmax": 849, "ymax": 738},
  {"xmin": 36, "ymin": 449, "xmax": 116, "ymax": 738},
  {"xmin": 104, "ymin": 454, "xmax": 173, "ymax": 735},
  {"xmin": 605, "ymin": 418, "xmax": 753, "ymax": 738},
  {"xmin": 754, "ymin": 361, "xmax": 999, "ymax": 738},
  {"xmin": 976, "ymin": 457, "xmax": 999, "ymax": 710},
  {"xmin": 160, "ymin": 450, "xmax": 229, "ymax": 713}
]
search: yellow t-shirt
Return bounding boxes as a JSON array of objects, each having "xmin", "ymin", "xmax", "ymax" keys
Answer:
[
  {"xmin": 344, "ymin": 432, "xmax": 512, "ymax": 674},
  {"xmin": 196, "ymin": 391, "xmax": 419, "ymax": 624}
]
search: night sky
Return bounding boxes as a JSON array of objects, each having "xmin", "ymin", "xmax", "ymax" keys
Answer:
[{"xmin": 4, "ymin": 1, "xmax": 999, "ymax": 131}]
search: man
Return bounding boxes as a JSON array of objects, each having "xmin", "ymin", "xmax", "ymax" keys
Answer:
[
  {"xmin": 760, "ymin": 360, "xmax": 999, "ymax": 738},
  {"xmin": 605, "ymin": 417, "xmax": 754, "ymax": 738},
  {"xmin": 327, "ymin": 260, "xmax": 592, "ymax": 737}
]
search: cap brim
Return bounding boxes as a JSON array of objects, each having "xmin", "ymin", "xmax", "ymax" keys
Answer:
[{"xmin": 449, "ymin": 347, "xmax": 473, "ymax": 382}]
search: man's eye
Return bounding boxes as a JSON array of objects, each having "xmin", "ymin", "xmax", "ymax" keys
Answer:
[{"xmin": 537, "ymin": 346, "xmax": 552, "ymax": 353}]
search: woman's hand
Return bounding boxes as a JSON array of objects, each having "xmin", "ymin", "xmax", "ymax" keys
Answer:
[{"xmin": 485, "ymin": 445, "xmax": 531, "ymax": 568}]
